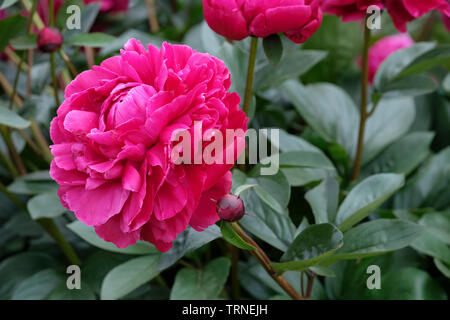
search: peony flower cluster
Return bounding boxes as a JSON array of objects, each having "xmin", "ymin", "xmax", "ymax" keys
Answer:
[
  {"xmin": 50, "ymin": 39, "xmax": 248, "ymax": 252},
  {"xmin": 203, "ymin": 0, "xmax": 323, "ymax": 44}
]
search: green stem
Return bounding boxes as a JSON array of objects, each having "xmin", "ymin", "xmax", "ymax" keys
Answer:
[
  {"xmin": 0, "ymin": 126, "xmax": 27, "ymax": 176},
  {"xmin": 48, "ymin": 0, "xmax": 54, "ymax": 26},
  {"xmin": 0, "ymin": 181, "xmax": 27, "ymax": 211},
  {"xmin": 351, "ymin": 17, "xmax": 371, "ymax": 181},
  {"xmin": 38, "ymin": 218, "xmax": 81, "ymax": 265},
  {"xmin": 9, "ymin": 0, "xmax": 37, "ymax": 109},
  {"xmin": 229, "ymin": 222, "xmax": 304, "ymax": 300},
  {"xmin": 243, "ymin": 37, "xmax": 258, "ymax": 116},
  {"xmin": 50, "ymin": 52, "xmax": 60, "ymax": 106},
  {"xmin": 229, "ymin": 244, "xmax": 241, "ymax": 299},
  {"xmin": 30, "ymin": 120, "xmax": 53, "ymax": 163},
  {"xmin": 0, "ymin": 149, "xmax": 19, "ymax": 178}
]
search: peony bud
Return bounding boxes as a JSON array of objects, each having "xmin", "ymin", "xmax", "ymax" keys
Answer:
[
  {"xmin": 37, "ymin": 27, "xmax": 63, "ymax": 53},
  {"xmin": 217, "ymin": 194, "xmax": 245, "ymax": 222}
]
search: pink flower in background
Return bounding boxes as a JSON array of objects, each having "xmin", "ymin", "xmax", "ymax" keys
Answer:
[
  {"xmin": 360, "ymin": 34, "xmax": 415, "ymax": 84},
  {"xmin": 203, "ymin": 0, "xmax": 323, "ymax": 44},
  {"xmin": 442, "ymin": 12, "xmax": 450, "ymax": 31},
  {"xmin": 385, "ymin": 0, "xmax": 450, "ymax": 32},
  {"xmin": 50, "ymin": 39, "xmax": 247, "ymax": 252},
  {"xmin": 321, "ymin": 0, "xmax": 383, "ymax": 22},
  {"xmin": 83, "ymin": 0, "xmax": 129, "ymax": 13},
  {"xmin": 37, "ymin": 27, "xmax": 63, "ymax": 53}
]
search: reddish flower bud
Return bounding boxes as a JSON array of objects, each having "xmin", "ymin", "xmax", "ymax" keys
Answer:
[
  {"xmin": 37, "ymin": 27, "xmax": 63, "ymax": 53},
  {"xmin": 217, "ymin": 194, "xmax": 245, "ymax": 222}
]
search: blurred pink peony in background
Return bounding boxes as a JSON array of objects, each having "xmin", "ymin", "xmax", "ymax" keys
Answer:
[
  {"xmin": 50, "ymin": 39, "xmax": 248, "ymax": 252},
  {"xmin": 321, "ymin": 0, "xmax": 384, "ymax": 22},
  {"xmin": 83, "ymin": 0, "xmax": 129, "ymax": 13},
  {"xmin": 202, "ymin": 0, "xmax": 323, "ymax": 43},
  {"xmin": 359, "ymin": 33, "xmax": 415, "ymax": 84},
  {"xmin": 322, "ymin": 0, "xmax": 450, "ymax": 32},
  {"xmin": 37, "ymin": 26, "xmax": 63, "ymax": 53},
  {"xmin": 442, "ymin": 12, "xmax": 450, "ymax": 31},
  {"xmin": 385, "ymin": 0, "xmax": 450, "ymax": 32}
]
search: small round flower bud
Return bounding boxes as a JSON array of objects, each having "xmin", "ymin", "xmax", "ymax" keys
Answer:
[
  {"xmin": 216, "ymin": 194, "xmax": 245, "ymax": 222},
  {"xmin": 37, "ymin": 27, "xmax": 63, "ymax": 53}
]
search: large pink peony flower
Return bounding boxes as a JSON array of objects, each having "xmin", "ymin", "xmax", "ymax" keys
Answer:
[
  {"xmin": 203, "ymin": 0, "xmax": 323, "ymax": 44},
  {"xmin": 359, "ymin": 33, "xmax": 414, "ymax": 84},
  {"xmin": 50, "ymin": 39, "xmax": 248, "ymax": 252},
  {"xmin": 385, "ymin": 0, "xmax": 450, "ymax": 32},
  {"xmin": 321, "ymin": 0, "xmax": 383, "ymax": 22}
]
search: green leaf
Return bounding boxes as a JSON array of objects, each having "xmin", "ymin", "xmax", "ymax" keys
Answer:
[
  {"xmin": 282, "ymin": 80, "xmax": 358, "ymax": 159},
  {"xmin": 379, "ymin": 74, "xmax": 438, "ymax": 97},
  {"xmin": 330, "ymin": 219, "xmax": 423, "ymax": 261},
  {"xmin": 362, "ymin": 131, "xmax": 434, "ymax": 178},
  {"xmin": 101, "ymin": 254, "xmax": 161, "ymax": 300},
  {"xmin": 336, "ymin": 174, "xmax": 405, "ymax": 232},
  {"xmin": 216, "ymin": 41, "xmax": 248, "ymax": 100},
  {"xmin": 67, "ymin": 221, "xmax": 158, "ymax": 255},
  {"xmin": 236, "ymin": 171, "xmax": 296, "ymax": 252},
  {"xmin": 368, "ymin": 267, "xmax": 447, "ymax": 300},
  {"xmin": 46, "ymin": 283, "xmax": 96, "ymax": 300},
  {"xmin": 8, "ymin": 179, "xmax": 58, "ymax": 195},
  {"xmin": 9, "ymin": 34, "xmax": 37, "ymax": 50},
  {"xmin": 256, "ymin": 50, "xmax": 327, "ymax": 90},
  {"xmin": 443, "ymin": 73, "xmax": 450, "ymax": 93},
  {"xmin": 157, "ymin": 225, "xmax": 222, "ymax": 271},
  {"xmin": 363, "ymin": 97, "xmax": 416, "ymax": 164},
  {"xmin": 11, "ymin": 269, "xmax": 63, "ymax": 300},
  {"xmin": 396, "ymin": 44, "xmax": 450, "ymax": 79},
  {"xmin": 66, "ymin": 32, "xmax": 116, "ymax": 47},
  {"xmin": 220, "ymin": 222, "xmax": 256, "ymax": 251},
  {"xmin": 272, "ymin": 223, "xmax": 343, "ymax": 273},
  {"xmin": 0, "ymin": 14, "xmax": 28, "ymax": 52},
  {"xmin": 434, "ymin": 259, "xmax": 450, "ymax": 278},
  {"xmin": 233, "ymin": 184, "xmax": 256, "ymax": 197},
  {"xmin": 301, "ymin": 15, "xmax": 362, "ymax": 83},
  {"xmin": 0, "ymin": 0, "xmax": 18, "ymax": 9},
  {"xmin": 418, "ymin": 211, "xmax": 450, "ymax": 245},
  {"xmin": 170, "ymin": 257, "xmax": 231, "ymax": 300},
  {"xmin": 0, "ymin": 252, "xmax": 58, "ymax": 299},
  {"xmin": 0, "ymin": 105, "xmax": 30, "ymax": 129},
  {"xmin": 27, "ymin": 192, "xmax": 66, "ymax": 220},
  {"xmin": 374, "ymin": 42, "xmax": 435, "ymax": 90},
  {"xmin": 394, "ymin": 147, "xmax": 450, "ymax": 210},
  {"xmin": 411, "ymin": 231, "xmax": 450, "ymax": 264},
  {"xmin": 259, "ymin": 130, "xmax": 337, "ymax": 186},
  {"xmin": 263, "ymin": 34, "xmax": 283, "ymax": 65},
  {"xmin": 305, "ymin": 177, "xmax": 339, "ymax": 224}
]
